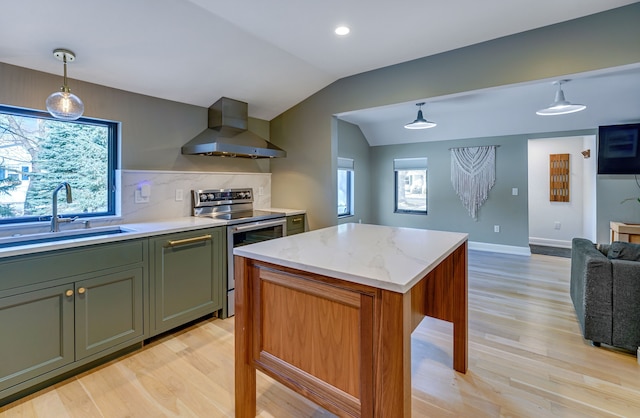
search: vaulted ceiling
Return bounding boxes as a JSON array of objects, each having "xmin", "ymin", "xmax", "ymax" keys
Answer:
[{"xmin": 1, "ymin": 1, "xmax": 638, "ymax": 145}]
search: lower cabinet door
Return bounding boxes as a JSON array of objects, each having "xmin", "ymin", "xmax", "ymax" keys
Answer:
[
  {"xmin": 74, "ymin": 268, "xmax": 144, "ymax": 360},
  {"xmin": 0, "ymin": 284, "xmax": 74, "ymax": 392},
  {"xmin": 151, "ymin": 228, "xmax": 224, "ymax": 335}
]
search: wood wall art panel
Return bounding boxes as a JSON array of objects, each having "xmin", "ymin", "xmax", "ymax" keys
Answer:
[{"xmin": 550, "ymin": 154, "xmax": 570, "ymax": 202}]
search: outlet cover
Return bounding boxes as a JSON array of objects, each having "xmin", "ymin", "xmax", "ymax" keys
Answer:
[
  {"xmin": 494, "ymin": 225, "xmax": 500, "ymax": 233},
  {"xmin": 175, "ymin": 189, "xmax": 184, "ymax": 201}
]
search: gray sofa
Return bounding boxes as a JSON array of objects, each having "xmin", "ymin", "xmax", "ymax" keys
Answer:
[{"xmin": 570, "ymin": 238, "xmax": 640, "ymax": 351}]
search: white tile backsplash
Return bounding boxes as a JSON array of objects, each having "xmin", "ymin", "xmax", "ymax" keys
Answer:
[
  {"xmin": 0, "ymin": 170, "xmax": 272, "ymax": 237},
  {"xmin": 119, "ymin": 170, "xmax": 272, "ymax": 223}
]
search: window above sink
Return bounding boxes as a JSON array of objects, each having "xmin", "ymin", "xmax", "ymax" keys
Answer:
[{"xmin": 0, "ymin": 105, "xmax": 119, "ymax": 226}]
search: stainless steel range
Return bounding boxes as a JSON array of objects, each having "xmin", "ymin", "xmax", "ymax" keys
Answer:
[{"xmin": 192, "ymin": 188, "xmax": 286, "ymax": 316}]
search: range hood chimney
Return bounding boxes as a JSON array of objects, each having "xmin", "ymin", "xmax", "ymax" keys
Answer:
[{"xmin": 181, "ymin": 97, "xmax": 286, "ymax": 159}]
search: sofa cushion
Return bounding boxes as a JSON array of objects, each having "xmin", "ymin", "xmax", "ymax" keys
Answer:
[
  {"xmin": 611, "ymin": 260, "xmax": 640, "ymax": 350},
  {"xmin": 596, "ymin": 243, "xmax": 611, "ymax": 257},
  {"xmin": 608, "ymin": 241, "xmax": 640, "ymax": 261}
]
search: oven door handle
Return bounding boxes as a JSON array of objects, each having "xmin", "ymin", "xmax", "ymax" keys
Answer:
[{"xmin": 231, "ymin": 219, "xmax": 285, "ymax": 233}]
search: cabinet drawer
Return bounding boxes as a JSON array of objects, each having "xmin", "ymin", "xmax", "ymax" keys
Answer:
[
  {"xmin": 0, "ymin": 239, "xmax": 146, "ymax": 292},
  {"xmin": 287, "ymin": 214, "xmax": 306, "ymax": 235}
]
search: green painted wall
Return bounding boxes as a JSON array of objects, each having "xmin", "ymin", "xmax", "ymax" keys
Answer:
[
  {"xmin": 337, "ymin": 119, "xmax": 372, "ymax": 225},
  {"xmin": 369, "ymin": 130, "xmax": 598, "ymax": 248},
  {"xmin": 270, "ymin": 4, "xmax": 640, "ymax": 242},
  {"xmin": 370, "ymin": 136, "xmax": 528, "ymax": 248},
  {"xmin": 0, "ymin": 62, "xmax": 271, "ymax": 173}
]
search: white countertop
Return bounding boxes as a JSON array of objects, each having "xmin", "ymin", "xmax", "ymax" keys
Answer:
[
  {"xmin": 0, "ymin": 217, "xmax": 227, "ymax": 259},
  {"xmin": 233, "ymin": 223, "xmax": 468, "ymax": 293},
  {"xmin": 266, "ymin": 208, "xmax": 306, "ymax": 216},
  {"xmin": 0, "ymin": 207, "xmax": 307, "ymax": 259}
]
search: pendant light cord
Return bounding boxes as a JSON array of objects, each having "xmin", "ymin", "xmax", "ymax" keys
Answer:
[{"xmin": 62, "ymin": 54, "xmax": 70, "ymax": 93}]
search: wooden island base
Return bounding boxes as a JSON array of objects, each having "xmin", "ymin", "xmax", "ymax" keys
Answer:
[{"xmin": 234, "ymin": 241, "xmax": 467, "ymax": 417}]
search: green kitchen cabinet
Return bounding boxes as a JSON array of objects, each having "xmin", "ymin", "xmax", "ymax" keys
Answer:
[
  {"xmin": 0, "ymin": 284, "xmax": 74, "ymax": 393},
  {"xmin": 74, "ymin": 267, "xmax": 144, "ymax": 360},
  {"xmin": 286, "ymin": 214, "xmax": 306, "ymax": 235},
  {"xmin": 0, "ymin": 239, "xmax": 147, "ymax": 402},
  {"xmin": 149, "ymin": 227, "xmax": 225, "ymax": 335}
]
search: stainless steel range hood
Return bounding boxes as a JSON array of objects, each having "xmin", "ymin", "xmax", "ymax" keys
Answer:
[{"xmin": 181, "ymin": 97, "xmax": 286, "ymax": 159}]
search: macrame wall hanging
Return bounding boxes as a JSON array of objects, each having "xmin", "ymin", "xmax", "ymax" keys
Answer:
[{"xmin": 450, "ymin": 145, "xmax": 497, "ymax": 220}]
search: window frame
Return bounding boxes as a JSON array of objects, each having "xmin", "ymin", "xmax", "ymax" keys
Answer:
[
  {"xmin": 337, "ymin": 157, "xmax": 355, "ymax": 218},
  {"xmin": 393, "ymin": 157, "xmax": 428, "ymax": 215},
  {"xmin": 0, "ymin": 105, "xmax": 119, "ymax": 225}
]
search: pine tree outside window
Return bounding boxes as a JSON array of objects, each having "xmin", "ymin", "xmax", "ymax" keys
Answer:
[{"xmin": 0, "ymin": 105, "xmax": 118, "ymax": 224}]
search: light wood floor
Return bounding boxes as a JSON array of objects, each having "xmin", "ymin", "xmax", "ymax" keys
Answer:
[{"xmin": 2, "ymin": 251, "xmax": 639, "ymax": 417}]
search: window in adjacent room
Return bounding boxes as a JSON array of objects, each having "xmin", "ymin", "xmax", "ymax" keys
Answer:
[
  {"xmin": 337, "ymin": 157, "xmax": 354, "ymax": 217},
  {"xmin": 394, "ymin": 157, "xmax": 428, "ymax": 214},
  {"xmin": 0, "ymin": 105, "xmax": 118, "ymax": 223}
]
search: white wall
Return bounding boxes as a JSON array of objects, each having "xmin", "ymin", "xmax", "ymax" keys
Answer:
[
  {"xmin": 528, "ymin": 136, "xmax": 595, "ymax": 248},
  {"xmin": 582, "ymin": 136, "xmax": 597, "ymax": 241}
]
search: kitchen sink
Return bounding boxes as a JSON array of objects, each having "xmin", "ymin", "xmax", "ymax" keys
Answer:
[{"xmin": 0, "ymin": 226, "xmax": 135, "ymax": 249}]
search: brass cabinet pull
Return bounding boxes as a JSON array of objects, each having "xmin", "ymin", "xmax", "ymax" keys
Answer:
[
  {"xmin": 166, "ymin": 234, "xmax": 212, "ymax": 247},
  {"xmin": 292, "ymin": 217, "xmax": 302, "ymax": 223},
  {"xmin": 78, "ymin": 287, "xmax": 86, "ymax": 294},
  {"xmin": 65, "ymin": 289, "xmax": 73, "ymax": 297}
]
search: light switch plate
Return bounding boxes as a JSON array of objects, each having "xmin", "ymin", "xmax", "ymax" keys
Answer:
[
  {"xmin": 175, "ymin": 189, "xmax": 184, "ymax": 201},
  {"xmin": 140, "ymin": 183, "xmax": 151, "ymax": 197},
  {"xmin": 134, "ymin": 190, "xmax": 149, "ymax": 204}
]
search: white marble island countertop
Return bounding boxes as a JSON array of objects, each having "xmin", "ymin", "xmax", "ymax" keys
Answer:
[{"xmin": 233, "ymin": 223, "xmax": 468, "ymax": 293}]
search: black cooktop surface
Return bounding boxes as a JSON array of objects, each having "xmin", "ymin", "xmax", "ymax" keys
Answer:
[{"xmin": 198, "ymin": 210, "xmax": 285, "ymax": 225}]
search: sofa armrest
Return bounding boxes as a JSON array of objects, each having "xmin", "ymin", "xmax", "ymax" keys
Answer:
[
  {"xmin": 570, "ymin": 238, "xmax": 613, "ymax": 344},
  {"xmin": 611, "ymin": 260, "xmax": 640, "ymax": 350}
]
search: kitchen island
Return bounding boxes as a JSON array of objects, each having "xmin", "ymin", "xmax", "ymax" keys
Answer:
[{"xmin": 233, "ymin": 223, "xmax": 468, "ymax": 417}]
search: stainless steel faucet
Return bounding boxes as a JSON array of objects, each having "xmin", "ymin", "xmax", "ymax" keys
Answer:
[{"xmin": 51, "ymin": 182, "xmax": 73, "ymax": 232}]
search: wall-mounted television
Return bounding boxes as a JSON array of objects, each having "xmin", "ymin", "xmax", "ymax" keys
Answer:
[{"xmin": 597, "ymin": 123, "xmax": 640, "ymax": 174}]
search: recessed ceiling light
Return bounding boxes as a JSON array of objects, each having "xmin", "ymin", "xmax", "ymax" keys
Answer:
[{"xmin": 335, "ymin": 26, "xmax": 350, "ymax": 36}]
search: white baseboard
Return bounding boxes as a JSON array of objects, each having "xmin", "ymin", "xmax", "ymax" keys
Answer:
[
  {"xmin": 528, "ymin": 237, "xmax": 572, "ymax": 249},
  {"xmin": 469, "ymin": 241, "xmax": 532, "ymax": 256}
]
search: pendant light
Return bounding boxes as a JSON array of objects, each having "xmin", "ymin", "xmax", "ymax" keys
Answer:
[
  {"xmin": 404, "ymin": 102, "xmax": 436, "ymax": 129},
  {"xmin": 536, "ymin": 80, "xmax": 586, "ymax": 116},
  {"xmin": 46, "ymin": 48, "xmax": 84, "ymax": 120}
]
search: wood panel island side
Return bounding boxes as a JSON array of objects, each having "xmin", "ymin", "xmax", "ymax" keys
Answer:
[{"xmin": 233, "ymin": 223, "xmax": 468, "ymax": 417}]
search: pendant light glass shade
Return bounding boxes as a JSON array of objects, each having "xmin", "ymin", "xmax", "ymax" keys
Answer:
[
  {"xmin": 536, "ymin": 80, "xmax": 586, "ymax": 116},
  {"xmin": 46, "ymin": 49, "xmax": 84, "ymax": 121},
  {"xmin": 404, "ymin": 102, "xmax": 436, "ymax": 129}
]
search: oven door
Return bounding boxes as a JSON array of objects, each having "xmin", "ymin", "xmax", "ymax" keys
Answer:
[{"xmin": 227, "ymin": 218, "xmax": 286, "ymax": 316}]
